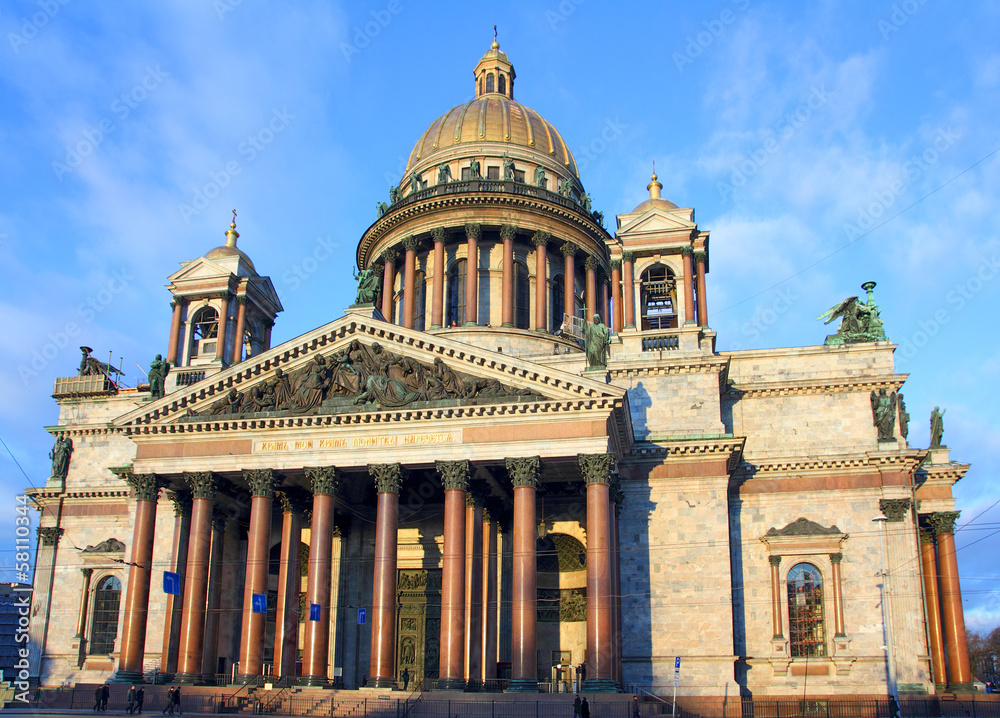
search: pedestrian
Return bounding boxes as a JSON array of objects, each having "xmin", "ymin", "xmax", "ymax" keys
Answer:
[
  {"xmin": 581, "ymin": 696, "xmax": 590, "ymax": 718},
  {"xmin": 93, "ymin": 686, "xmax": 103, "ymax": 712},
  {"xmin": 633, "ymin": 695, "xmax": 641, "ymax": 718},
  {"xmin": 126, "ymin": 685, "xmax": 137, "ymax": 714},
  {"xmin": 573, "ymin": 694, "xmax": 582, "ymax": 718},
  {"xmin": 162, "ymin": 687, "xmax": 174, "ymax": 715},
  {"xmin": 136, "ymin": 687, "xmax": 145, "ymax": 714},
  {"xmin": 172, "ymin": 685, "xmax": 182, "ymax": 715},
  {"xmin": 401, "ymin": 667, "xmax": 410, "ymax": 691},
  {"xmin": 362, "ymin": 675, "xmax": 368, "ymax": 687},
  {"xmin": 101, "ymin": 684, "xmax": 110, "ymax": 711}
]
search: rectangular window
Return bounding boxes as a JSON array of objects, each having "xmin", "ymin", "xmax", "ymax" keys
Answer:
[
  {"xmin": 461, "ymin": 167, "xmax": 471, "ymax": 181},
  {"xmin": 514, "ymin": 169, "xmax": 525, "ymax": 183},
  {"xmin": 487, "ymin": 166, "xmax": 500, "ymax": 180}
]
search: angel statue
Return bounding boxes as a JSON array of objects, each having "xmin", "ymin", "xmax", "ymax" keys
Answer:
[
  {"xmin": 817, "ymin": 282, "xmax": 888, "ymax": 345},
  {"xmin": 870, "ymin": 389, "xmax": 897, "ymax": 442},
  {"xmin": 353, "ymin": 265, "xmax": 380, "ymax": 306}
]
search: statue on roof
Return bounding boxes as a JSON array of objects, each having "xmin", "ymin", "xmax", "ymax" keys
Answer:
[
  {"xmin": 930, "ymin": 406, "xmax": 946, "ymax": 448},
  {"xmin": 77, "ymin": 346, "xmax": 123, "ymax": 379},
  {"xmin": 437, "ymin": 163, "xmax": 452, "ymax": 184},
  {"xmin": 409, "ymin": 170, "xmax": 423, "ymax": 193},
  {"xmin": 502, "ymin": 152, "xmax": 515, "ymax": 181},
  {"xmin": 469, "ymin": 158, "xmax": 481, "ymax": 179},
  {"xmin": 389, "ymin": 185, "xmax": 400, "ymax": 204},
  {"xmin": 377, "ymin": 201, "xmax": 388, "ymax": 218},
  {"xmin": 870, "ymin": 389, "xmax": 897, "ymax": 442},
  {"xmin": 352, "ymin": 265, "xmax": 380, "ymax": 306},
  {"xmin": 581, "ymin": 193, "xmax": 592, "ymax": 212},
  {"xmin": 49, "ymin": 436, "xmax": 73, "ymax": 479},
  {"xmin": 817, "ymin": 281, "xmax": 888, "ymax": 345},
  {"xmin": 584, "ymin": 314, "xmax": 611, "ymax": 369},
  {"xmin": 533, "ymin": 166, "xmax": 546, "ymax": 187},
  {"xmin": 148, "ymin": 354, "xmax": 170, "ymax": 399}
]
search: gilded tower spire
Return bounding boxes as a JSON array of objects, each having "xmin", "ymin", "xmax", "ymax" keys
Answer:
[
  {"xmin": 647, "ymin": 163, "xmax": 663, "ymax": 200},
  {"xmin": 225, "ymin": 209, "xmax": 239, "ymax": 248},
  {"xmin": 474, "ymin": 30, "xmax": 515, "ymax": 99}
]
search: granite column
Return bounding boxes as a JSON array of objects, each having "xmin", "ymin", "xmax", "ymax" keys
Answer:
[
  {"xmin": 437, "ymin": 460, "xmax": 469, "ymax": 690},
  {"xmin": 507, "ymin": 456, "xmax": 540, "ymax": 692},
  {"xmin": 368, "ymin": 464, "xmax": 402, "ymax": 689},
  {"xmin": 301, "ymin": 466, "xmax": 339, "ymax": 685}
]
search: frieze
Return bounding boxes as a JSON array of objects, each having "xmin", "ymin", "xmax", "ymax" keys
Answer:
[
  {"xmin": 255, "ymin": 432, "xmax": 455, "ymax": 453},
  {"xmin": 191, "ymin": 339, "xmax": 536, "ymax": 418}
]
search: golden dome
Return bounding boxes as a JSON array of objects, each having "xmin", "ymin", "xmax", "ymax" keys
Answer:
[
  {"xmin": 631, "ymin": 168, "xmax": 678, "ymax": 213},
  {"xmin": 204, "ymin": 210, "xmax": 255, "ymax": 270},
  {"xmin": 405, "ymin": 96, "xmax": 579, "ymax": 178}
]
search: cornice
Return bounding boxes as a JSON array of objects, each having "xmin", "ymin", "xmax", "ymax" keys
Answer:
[
  {"xmin": 630, "ymin": 437, "xmax": 745, "ymax": 473},
  {"xmin": 916, "ymin": 462, "xmax": 970, "ymax": 486},
  {"xmin": 357, "ymin": 190, "xmax": 612, "ymax": 268},
  {"xmin": 727, "ymin": 374, "xmax": 907, "ymax": 398},
  {"xmin": 609, "ymin": 356, "xmax": 729, "ymax": 378}
]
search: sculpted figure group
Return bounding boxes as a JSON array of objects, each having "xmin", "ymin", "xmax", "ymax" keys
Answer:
[{"xmin": 201, "ymin": 340, "xmax": 530, "ymax": 416}]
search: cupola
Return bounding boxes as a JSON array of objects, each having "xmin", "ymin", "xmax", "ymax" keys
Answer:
[{"xmin": 474, "ymin": 31, "xmax": 515, "ymax": 99}]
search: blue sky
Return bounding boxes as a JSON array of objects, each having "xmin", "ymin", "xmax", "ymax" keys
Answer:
[{"xmin": 1, "ymin": 1, "xmax": 998, "ymax": 631}]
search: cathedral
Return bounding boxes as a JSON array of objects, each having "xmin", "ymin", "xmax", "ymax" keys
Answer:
[{"xmin": 28, "ymin": 40, "xmax": 974, "ymax": 703}]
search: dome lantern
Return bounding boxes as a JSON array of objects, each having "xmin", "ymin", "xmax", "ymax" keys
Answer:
[{"xmin": 474, "ymin": 29, "xmax": 515, "ymax": 99}]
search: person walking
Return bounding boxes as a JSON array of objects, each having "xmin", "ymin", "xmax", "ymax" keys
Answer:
[
  {"xmin": 632, "ymin": 695, "xmax": 641, "ymax": 718},
  {"xmin": 581, "ymin": 696, "xmax": 590, "ymax": 718},
  {"xmin": 573, "ymin": 694, "xmax": 582, "ymax": 718},
  {"xmin": 101, "ymin": 684, "xmax": 110, "ymax": 711},
  {"xmin": 172, "ymin": 685, "xmax": 182, "ymax": 715},
  {"xmin": 93, "ymin": 686, "xmax": 103, "ymax": 712},
  {"xmin": 136, "ymin": 687, "xmax": 145, "ymax": 714},
  {"xmin": 162, "ymin": 687, "xmax": 175, "ymax": 715},
  {"xmin": 126, "ymin": 685, "xmax": 137, "ymax": 714},
  {"xmin": 401, "ymin": 667, "xmax": 410, "ymax": 691}
]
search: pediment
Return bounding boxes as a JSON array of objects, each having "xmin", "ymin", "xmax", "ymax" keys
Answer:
[
  {"xmin": 115, "ymin": 311, "xmax": 627, "ymax": 432},
  {"xmin": 616, "ymin": 208, "xmax": 695, "ymax": 237},
  {"xmin": 167, "ymin": 256, "xmax": 233, "ymax": 284}
]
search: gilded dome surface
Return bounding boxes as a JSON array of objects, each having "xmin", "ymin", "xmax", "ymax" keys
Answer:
[
  {"xmin": 405, "ymin": 96, "xmax": 579, "ymax": 178},
  {"xmin": 205, "ymin": 244, "xmax": 255, "ymax": 271}
]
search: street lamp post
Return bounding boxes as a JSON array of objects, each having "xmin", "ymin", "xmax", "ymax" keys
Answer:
[{"xmin": 873, "ymin": 514, "xmax": 901, "ymax": 715}]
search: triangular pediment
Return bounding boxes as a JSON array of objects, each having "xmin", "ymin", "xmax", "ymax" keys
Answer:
[
  {"xmin": 167, "ymin": 256, "xmax": 234, "ymax": 284},
  {"xmin": 616, "ymin": 207, "xmax": 696, "ymax": 237},
  {"xmin": 115, "ymin": 311, "xmax": 626, "ymax": 431}
]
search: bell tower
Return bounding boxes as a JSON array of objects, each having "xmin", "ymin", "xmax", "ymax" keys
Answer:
[
  {"xmin": 163, "ymin": 211, "xmax": 283, "ymax": 389},
  {"xmin": 474, "ymin": 31, "xmax": 515, "ymax": 99}
]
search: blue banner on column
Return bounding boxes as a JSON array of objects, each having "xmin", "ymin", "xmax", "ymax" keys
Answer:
[
  {"xmin": 310, "ymin": 603, "xmax": 321, "ymax": 621},
  {"xmin": 357, "ymin": 608, "xmax": 366, "ymax": 625},
  {"xmin": 252, "ymin": 593, "xmax": 267, "ymax": 614},
  {"xmin": 162, "ymin": 571, "xmax": 180, "ymax": 596}
]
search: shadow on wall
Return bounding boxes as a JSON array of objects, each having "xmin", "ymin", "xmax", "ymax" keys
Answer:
[
  {"xmin": 729, "ymin": 497, "xmax": 753, "ymax": 700},
  {"xmin": 620, "ymin": 465, "xmax": 655, "ymax": 687},
  {"xmin": 629, "ymin": 382, "xmax": 652, "ymax": 439}
]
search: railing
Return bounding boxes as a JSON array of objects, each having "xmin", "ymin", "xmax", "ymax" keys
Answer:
[
  {"xmin": 641, "ymin": 333, "xmax": 680, "ymax": 351},
  {"xmin": 175, "ymin": 369, "xmax": 207, "ymax": 386}
]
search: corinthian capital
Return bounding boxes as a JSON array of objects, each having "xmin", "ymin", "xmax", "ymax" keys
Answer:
[
  {"xmin": 578, "ymin": 454, "xmax": 614, "ymax": 485},
  {"xmin": 436, "ymin": 460, "xmax": 470, "ymax": 491},
  {"xmin": 305, "ymin": 466, "xmax": 339, "ymax": 496},
  {"xmin": 506, "ymin": 456, "xmax": 540, "ymax": 489},
  {"xmin": 369, "ymin": 463, "xmax": 403, "ymax": 494},
  {"xmin": 244, "ymin": 468, "xmax": 276, "ymax": 498},
  {"xmin": 184, "ymin": 471, "xmax": 216, "ymax": 500}
]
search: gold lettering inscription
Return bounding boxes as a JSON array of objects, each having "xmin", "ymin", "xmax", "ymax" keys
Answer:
[{"xmin": 256, "ymin": 433, "xmax": 454, "ymax": 453}]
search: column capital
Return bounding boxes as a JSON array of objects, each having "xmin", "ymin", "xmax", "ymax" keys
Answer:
[
  {"xmin": 928, "ymin": 510, "xmax": 960, "ymax": 536},
  {"xmin": 584, "ymin": 255, "xmax": 599, "ymax": 271},
  {"xmin": 437, "ymin": 460, "xmax": 470, "ymax": 491},
  {"xmin": 37, "ymin": 526, "xmax": 63, "ymax": 546},
  {"xmin": 81, "ymin": 566, "xmax": 94, "ymax": 578},
  {"xmin": 170, "ymin": 297, "xmax": 186, "ymax": 309},
  {"xmin": 382, "ymin": 248, "xmax": 399, "ymax": 264},
  {"xmin": 918, "ymin": 525, "xmax": 937, "ymax": 545},
  {"xmin": 879, "ymin": 498, "xmax": 911, "ymax": 522},
  {"xmin": 681, "ymin": 246, "xmax": 693, "ymax": 258},
  {"xmin": 610, "ymin": 259, "xmax": 622, "ymax": 271},
  {"xmin": 432, "ymin": 227, "xmax": 447, "ymax": 243},
  {"xmin": 244, "ymin": 468, "xmax": 276, "ymax": 498},
  {"xmin": 499, "ymin": 224, "xmax": 518, "ymax": 240},
  {"xmin": 578, "ymin": 453, "xmax": 613, "ymax": 485},
  {"xmin": 124, "ymin": 471, "xmax": 162, "ymax": 501},
  {"xmin": 167, "ymin": 489, "xmax": 192, "ymax": 517},
  {"xmin": 829, "ymin": 553, "xmax": 843, "ymax": 565},
  {"xmin": 184, "ymin": 471, "xmax": 217, "ymax": 500},
  {"xmin": 305, "ymin": 466, "xmax": 340, "ymax": 496},
  {"xmin": 275, "ymin": 490, "xmax": 304, "ymax": 514},
  {"xmin": 237, "ymin": 294, "xmax": 250, "ymax": 306},
  {"xmin": 768, "ymin": 555, "xmax": 782, "ymax": 567},
  {"xmin": 369, "ymin": 463, "xmax": 403, "ymax": 494},
  {"xmin": 506, "ymin": 456, "xmax": 540, "ymax": 489},
  {"xmin": 465, "ymin": 222, "xmax": 482, "ymax": 239},
  {"xmin": 402, "ymin": 235, "xmax": 421, "ymax": 252},
  {"xmin": 693, "ymin": 250, "xmax": 708, "ymax": 265},
  {"xmin": 531, "ymin": 230, "xmax": 550, "ymax": 247},
  {"xmin": 560, "ymin": 242, "xmax": 579, "ymax": 257},
  {"xmin": 371, "ymin": 261, "xmax": 384, "ymax": 276},
  {"xmin": 621, "ymin": 250, "xmax": 635, "ymax": 263}
]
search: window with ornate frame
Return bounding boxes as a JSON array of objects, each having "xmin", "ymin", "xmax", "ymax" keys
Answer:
[
  {"xmin": 787, "ymin": 563, "xmax": 826, "ymax": 657},
  {"xmin": 89, "ymin": 575, "xmax": 121, "ymax": 655}
]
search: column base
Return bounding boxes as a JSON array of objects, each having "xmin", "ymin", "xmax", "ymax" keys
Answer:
[
  {"xmin": 501, "ymin": 322, "xmax": 514, "ymax": 328},
  {"xmin": 506, "ymin": 679, "xmax": 538, "ymax": 692},
  {"xmin": 464, "ymin": 680, "xmax": 482, "ymax": 692},
  {"xmin": 430, "ymin": 324, "xmax": 442, "ymax": 330},
  {"xmin": 946, "ymin": 682, "xmax": 976, "ymax": 694},
  {"xmin": 370, "ymin": 677, "xmax": 397, "ymax": 689},
  {"xmin": 299, "ymin": 676, "xmax": 329, "ymax": 687},
  {"xmin": 173, "ymin": 673, "xmax": 207, "ymax": 685},
  {"xmin": 582, "ymin": 678, "xmax": 618, "ymax": 693},
  {"xmin": 438, "ymin": 677, "xmax": 467, "ymax": 690},
  {"xmin": 109, "ymin": 670, "xmax": 146, "ymax": 684},
  {"xmin": 463, "ymin": 322, "xmax": 479, "ymax": 327}
]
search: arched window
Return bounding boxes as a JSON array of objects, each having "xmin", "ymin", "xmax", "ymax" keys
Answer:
[
  {"xmin": 191, "ymin": 306, "xmax": 219, "ymax": 358},
  {"xmin": 479, "ymin": 77, "xmax": 483, "ymax": 96},
  {"xmin": 640, "ymin": 264, "xmax": 677, "ymax": 330},
  {"xmin": 90, "ymin": 576, "xmax": 121, "ymax": 655},
  {"xmin": 447, "ymin": 259, "xmax": 467, "ymax": 327},
  {"xmin": 551, "ymin": 275, "xmax": 565, "ymax": 332},
  {"xmin": 486, "ymin": 73, "xmax": 495, "ymax": 94},
  {"xmin": 787, "ymin": 563, "xmax": 826, "ymax": 657},
  {"xmin": 536, "ymin": 534, "xmax": 586, "ymax": 624},
  {"xmin": 498, "ymin": 74, "xmax": 506, "ymax": 95},
  {"xmin": 514, "ymin": 262, "xmax": 530, "ymax": 329},
  {"xmin": 414, "ymin": 270, "xmax": 427, "ymax": 331}
]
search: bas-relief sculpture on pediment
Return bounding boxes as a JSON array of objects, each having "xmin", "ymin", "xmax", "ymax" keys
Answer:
[
  {"xmin": 189, "ymin": 339, "xmax": 539, "ymax": 419},
  {"xmin": 764, "ymin": 518, "xmax": 842, "ymax": 538},
  {"xmin": 81, "ymin": 538, "xmax": 126, "ymax": 553}
]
